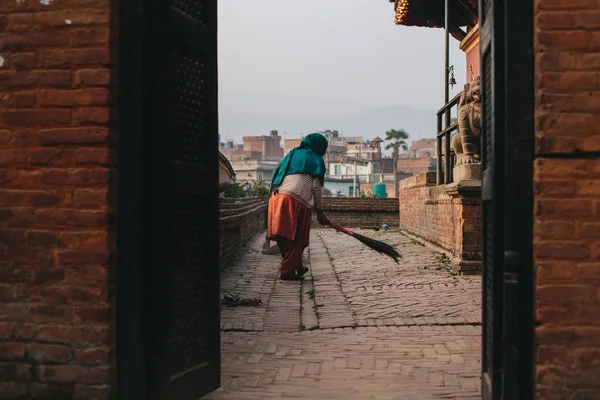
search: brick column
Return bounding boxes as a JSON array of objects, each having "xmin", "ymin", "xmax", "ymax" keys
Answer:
[
  {"xmin": 399, "ymin": 173, "xmax": 482, "ymax": 275},
  {"xmin": 0, "ymin": 0, "xmax": 117, "ymax": 398},
  {"xmin": 444, "ymin": 181, "xmax": 482, "ymax": 274},
  {"xmin": 534, "ymin": 0, "xmax": 600, "ymax": 398}
]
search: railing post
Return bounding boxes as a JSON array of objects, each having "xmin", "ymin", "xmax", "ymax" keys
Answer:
[
  {"xmin": 436, "ymin": 94, "xmax": 461, "ymax": 186},
  {"xmin": 437, "ymin": 113, "xmax": 443, "ymax": 185},
  {"xmin": 444, "ymin": 130, "xmax": 451, "ymax": 184},
  {"xmin": 444, "ymin": 0, "xmax": 452, "ymax": 184}
]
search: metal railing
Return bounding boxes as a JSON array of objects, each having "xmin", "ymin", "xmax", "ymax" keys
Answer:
[{"xmin": 436, "ymin": 93, "xmax": 461, "ymax": 185}]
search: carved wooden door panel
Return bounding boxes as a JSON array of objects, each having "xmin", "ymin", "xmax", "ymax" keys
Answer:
[{"xmin": 117, "ymin": 0, "xmax": 220, "ymax": 399}]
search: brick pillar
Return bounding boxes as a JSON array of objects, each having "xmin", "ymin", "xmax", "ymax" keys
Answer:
[
  {"xmin": 445, "ymin": 181, "xmax": 482, "ymax": 274},
  {"xmin": 0, "ymin": 0, "xmax": 117, "ymax": 398},
  {"xmin": 535, "ymin": 0, "xmax": 600, "ymax": 398}
]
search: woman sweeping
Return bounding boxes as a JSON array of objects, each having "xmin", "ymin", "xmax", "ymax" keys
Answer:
[{"xmin": 268, "ymin": 133, "xmax": 331, "ymax": 281}]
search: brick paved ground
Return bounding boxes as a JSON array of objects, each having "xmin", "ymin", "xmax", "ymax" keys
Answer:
[{"xmin": 206, "ymin": 229, "xmax": 482, "ymax": 400}]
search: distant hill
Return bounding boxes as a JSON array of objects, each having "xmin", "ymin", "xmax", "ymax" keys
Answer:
[{"xmin": 218, "ymin": 92, "xmax": 437, "ymax": 146}]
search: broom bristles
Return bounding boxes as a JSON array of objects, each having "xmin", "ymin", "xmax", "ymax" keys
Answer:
[{"xmin": 352, "ymin": 232, "xmax": 402, "ymax": 264}]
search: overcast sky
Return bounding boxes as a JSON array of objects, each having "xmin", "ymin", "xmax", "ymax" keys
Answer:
[{"xmin": 217, "ymin": 0, "xmax": 466, "ymax": 139}]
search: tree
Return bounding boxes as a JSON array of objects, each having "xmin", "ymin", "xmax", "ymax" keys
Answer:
[
  {"xmin": 223, "ymin": 182, "xmax": 246, "ymax": 198},
  {"xmin": 246, "ymin": 180, "xmax": 269, "ymax": 197},
  {"xmin": 384, "ymin": 129, "xmax": 410, "ymax": 198}
]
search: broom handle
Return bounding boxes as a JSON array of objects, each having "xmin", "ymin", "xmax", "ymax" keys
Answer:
[{"xmin": 329, "ymin": 222, "xmax": 355, "ymax": 237}]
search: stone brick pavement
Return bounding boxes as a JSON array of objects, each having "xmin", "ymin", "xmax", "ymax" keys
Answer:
[{"xmin": 206, "ymin": 229, "xmax": 482, "ymax": 399}]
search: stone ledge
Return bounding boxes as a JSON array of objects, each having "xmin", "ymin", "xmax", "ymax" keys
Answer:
[
  {"xmin": 453, "ymin": 163, "xmax": 481, "ymax": 181},
  {"xmin": 444, "ymin": 179, "xmax": 482, "ymax": 197},
  {"xmin": 399, "ymin": 171, "xmax": 436, "ymax": 189}
]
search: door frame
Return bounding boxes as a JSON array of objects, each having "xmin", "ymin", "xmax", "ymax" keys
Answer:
[
  {"xmin": 500, "ymin": 0, "xmax": 535, "ymax": 398},
  {"xmin": 480, "ymin": 0, "xmax": 535, "ymax": 399},
  {"xmin": 116, "ymin": 0, "xmax": 537, "ymax": 398},
  {"xmin": 115, "ymin": 0, "xmax": 151, "ymax": 397}
]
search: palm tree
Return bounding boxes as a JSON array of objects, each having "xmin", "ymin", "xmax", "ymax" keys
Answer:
[{"xmin": 384, "ymin": 129, "xmax": 410, "ymax": 198}]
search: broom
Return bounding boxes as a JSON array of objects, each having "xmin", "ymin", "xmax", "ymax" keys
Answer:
[{"xmin": 328, "ymin": 222, "xmax": 402, "ymax": 263}]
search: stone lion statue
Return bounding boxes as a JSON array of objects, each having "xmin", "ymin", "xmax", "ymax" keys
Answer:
[{"xmin": 451, "ymin": 76, "xmax": 481, "ymax": 165}]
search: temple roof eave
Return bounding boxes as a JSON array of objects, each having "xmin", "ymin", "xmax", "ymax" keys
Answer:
[{"xmin": 393, "ymin": 0, "xmax": 478, "ymax": 29}]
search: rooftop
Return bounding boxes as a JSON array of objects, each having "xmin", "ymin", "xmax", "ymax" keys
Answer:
[
  {"xmin": 392, "ymin": 0, "xmax": 477, "ymax": 30},
  {"xmin": 218, "ymin": 151, "xmax": 236, "ymax": 179}
]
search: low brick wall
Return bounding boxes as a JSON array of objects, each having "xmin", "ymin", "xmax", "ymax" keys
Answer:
[
  {"xmin": 219, "ymin": 197, "xmax": 399, "ymax": 266},
  {"xmin": 400, "ymin": 172, "xmax": 482, "ymax": 274},
  {"xmin": 312, "ymin": 197, "xmax": 400, "ymax": 229},
  {"xmin": 219, "ymin": 197, "xmax": 268, "ymax": 268}
]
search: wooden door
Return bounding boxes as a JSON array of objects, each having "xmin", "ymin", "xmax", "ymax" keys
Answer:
[{"xmin": 117, "ymin": 0, "xmax": 221, "ymax": 398}]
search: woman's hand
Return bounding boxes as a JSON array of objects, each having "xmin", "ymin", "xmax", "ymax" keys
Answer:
[{"xmin": 317, "ymin": 211, "xmax": 331, "ymax": 226}]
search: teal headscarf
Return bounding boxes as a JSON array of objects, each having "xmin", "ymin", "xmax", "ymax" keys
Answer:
[{"xmin": 270, "ymin": 133, "xmax": 328, "ymax": 192}]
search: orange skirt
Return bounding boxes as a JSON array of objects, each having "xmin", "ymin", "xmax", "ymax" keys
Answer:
[{"xmin": 267, "ymin": 193, "xmax": 311, "ymax": 247}]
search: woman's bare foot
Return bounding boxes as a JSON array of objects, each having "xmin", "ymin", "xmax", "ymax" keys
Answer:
[
  {"xmin": 262, "ymin": 245, "xmax": 280, "ymax": 255},
  {"xmin": 261, "ymin": 239, "xmax": 271, "ymax": 251}
]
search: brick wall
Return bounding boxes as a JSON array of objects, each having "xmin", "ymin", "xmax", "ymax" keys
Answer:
[
  {"xmin": 219, "ymin": 197, "xmax": 268, "ymax": 269},
  {"xmin": 284, "ymin": 139, "xmax": 301, "ymax": 156},
  {"xmin": 264, "ymin": 136, "xmax": 283, "ymax": 158},
  {"xmin": 396, "ymin": 157, "xmax": 436, "ymax": 175},
  {"xmin": 0, "ymin": 1, "xmax": 116, "ymax": 398},
  {"xmin": 220, "ymin": 197, "xmax": 398, "ymax": 263},
  {"xmin": 534, "ymin": 1, "xmax": 600, "ymax": 397},
  {"xmin": 220, "ymin": 148, "xmax": 262, "ymax": 162},
  {"xmin": 399, "ymin": 173, "xmax": 482, "ymax": 274},
  {"xmin": 400, "ymin": 174, "xmax": 454, "ymax": 250},
  {"xmin": 243, "ymin": 137, "xmax": 264, "ymax": 153},
  {"xmin": 312, "ymin": 197, "xmax": 400, "ymax": 229}
]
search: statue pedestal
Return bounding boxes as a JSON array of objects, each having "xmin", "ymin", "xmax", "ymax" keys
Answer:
[{"xmin": 453, "ymin": 163, "xmax": 481, "ymax": 181}]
